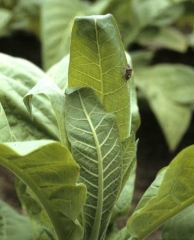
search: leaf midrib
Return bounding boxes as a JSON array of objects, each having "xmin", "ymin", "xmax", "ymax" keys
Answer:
[{"xmin": 78, "ymin": 91, "xmax": 103, "ymax": 240}]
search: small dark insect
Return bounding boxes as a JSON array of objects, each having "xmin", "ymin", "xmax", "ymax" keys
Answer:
[{"xmin": 124, "ymin": 65, "xmax": 132, "ymax": 80}]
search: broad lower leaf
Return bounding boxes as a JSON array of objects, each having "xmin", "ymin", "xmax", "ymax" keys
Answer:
[
  {"xmin": 0, "ymin": 140, "xmax": 87, "ymax": 240},
  {"xmin": 135, "ymin": 64, "xmax": 194, "ymax": 150},
  {"xmin": 0, "ymin": 103, "xmax": 16, "ymax": 142},
  {"xmin": 24, "ymin": 79, "xmax": 68, "ymax": 146},
  {"xmin": 161, "ymin": 204, "xmax": 194, "ymax": 240},
  {"xmin": 68, "ymin": 14, "xmax": 131, "ymax": 140},
  {"xmin": 41, "ymin": 0, "xmax": 90, "ymax": 70},
  {"xmin": 65, "ymin": 87, "xmax": 123, "ymax": 240},
  {"xmin": 127, "ymin": 145, "xmax": 194, "ymax": 240},
  {"xmin": 0, "ymin": 53, "xmax": 59, "ymax": 141},
  {"xmin": 0, "ymin": 199, "xmax": 32, "ymax": 240}
]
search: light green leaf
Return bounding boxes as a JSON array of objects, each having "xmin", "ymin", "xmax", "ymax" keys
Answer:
[
  {"xmin": 0, "ymin": 53, "xmax": 59, "ymax": 141},
  {"xmin": 46, "ymin": 54, "xmax": 69, "ymax": 91},
  {"xmin": 65, "ymin": 87, "xmax": 123, "ymax": 240},
  {"xmin": 151, "ymin": 3, "xmax": 184, "ymax": 26},
  {"xmin": 0, "ymin": 103, "xmax": 16, "ymax": 142},
  {"xmin": 41, "ymin": 0, "xmax": 90, "ymax": 70},
  {"xmin": 0, "ymin": 199, "xmax": 32, "ymax": 240},
  {"xmin": 127, "ymin": 145, "xmax": 194, "ymax": 240},
  {"xmin": 131, "ymin": 0, "xmax": 170, "ymax": 27},
  {"xmin": 68, "ymin": 14, "xmax": 131, "ymax": 140},
  {"xmin": 136, "ymin": 64, "xmax": 194, "ymax": 151},
  {"xmin": 137, "ymin": 27, "xmax": 187, "ymax": 52},
  {"xmin": 10, "ymin": 0, "xmax": 41, "ymax": 36},
  {"xmin": 23, "ymin": 79, "xmax": 68, "ymax": 146},
  {"xmin": 0, "ymin": 140, "xmax": 87, "ymax": 240},
  {"xmin": 161, "ymin": 204, "xmax": 194, "ymax": 240}
]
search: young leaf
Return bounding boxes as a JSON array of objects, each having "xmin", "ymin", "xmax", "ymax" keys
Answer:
[
  {"xmin": 0, "ymin": 140, "xmax": 87, "ymax": 240},
  {"xmin": 127, "ymin": 145, "xmax": 194, "ymax": 240},
  {"xmin": 0, "ymin": 199, "xmax": 32, "ymax": 240},
  {"xmin": 68, "ymin": 14, "xmax": 131, "ymax": 140},
  {"xmin": 65, "ymin": 87, "xmax": 123, "ymax": 240}
]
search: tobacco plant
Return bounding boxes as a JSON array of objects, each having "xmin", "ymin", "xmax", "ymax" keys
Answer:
[{"xmin": 0, "ymin": 14, "xmax": 194, "ymax": 240}]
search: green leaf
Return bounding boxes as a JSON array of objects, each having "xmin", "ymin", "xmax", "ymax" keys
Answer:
[
  {"xmin": 136, "ymin": 64, "xmax": 194, "ymax": 151},
  {"xmin": 0, "ymin": 103, "xmax": 16, "ymax": 142},
  {"xmin": 46, "ymin": 54, "xmax": 69, "ymax": 91},
  {"xmin": 41, "ymin": 0, "xmax": 90, "ymax": 69},
  {"xmin": 134, "ymin": 167, "xmax": 167, "ymax": 213},
  {"xmin": 137, "ymin": 27, "xmax": 187, "ymax": 52},
  {"xmin": 68, "ymin": 14, "xmax": 131, "ymax": 140},
  {"xmin": 112, "ymin": 158, "xmax": 136, "ymax": 221},
  {"xmin": 65, "ymin": 87, "xmax": 123, "ymax": 240},
  {"xmin": 0, "ymin": 53, "xmax": 59, "ymax": 141},
  {"xmin": 151, "ymin": 3, "xmax": 184, "ymax": 26},
  {"xmin": 105, "ymin": 226, "xmax": 131, "ymax": 240},
  {"xmin": 0, "ymin": 140, "xmax": 87, "ymax": 240},
  {"xmin": 0, "ymin": 199, "xmax": 32, "ymax": 240},
  {"xmin": 161, "ymin": 204, "xmax": 194, "ymax": 240},
  {"xmin": 11, "ymin": 0, "xmax": 40, "ymax": 36},
  {"xmin": 23, "ymin": 79, "xmax": 68, "ymax": 146},
  {"xmin": 127, "ymin": 145, "xmax": 194, "ymax": 240}
]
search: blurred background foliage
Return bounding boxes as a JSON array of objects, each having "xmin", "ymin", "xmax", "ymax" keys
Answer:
[{"xmin": 1, "ymin": 0, "xmax": 194, "ymax": 151}]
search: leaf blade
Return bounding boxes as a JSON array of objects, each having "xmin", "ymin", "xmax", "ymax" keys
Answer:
[
  {"xmin": 0, "ymin": 141, "xmax": 87, "ymax": 240},
  {"xmin": 65, "ymin": 87, "xmax": 123, "ymax": 240}
]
